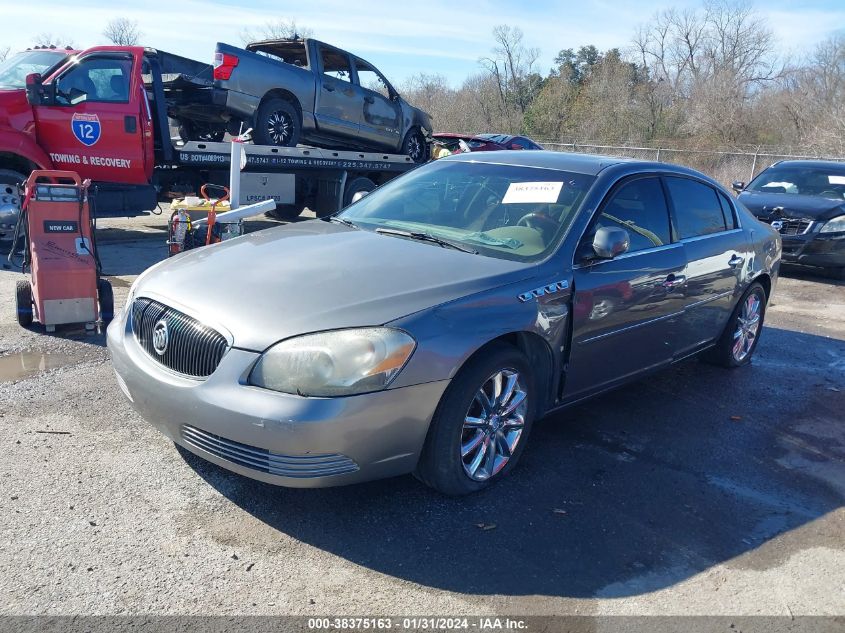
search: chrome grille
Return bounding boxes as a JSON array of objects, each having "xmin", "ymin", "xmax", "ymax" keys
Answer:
[
  {"xmin": 131, "ymin": 298, "xmax": 228, "ymax": 378},
  {"xmin": 181, "ymin": 425, "xmax": 359, "ymax": 478},
  {"xmin": 772, "ymin": 218, "xmax": 813, "ymax": 236}
]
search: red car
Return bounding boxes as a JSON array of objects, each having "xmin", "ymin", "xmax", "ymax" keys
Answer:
[{"xmin": 432, "ymin": 133, "xmax": 543, "ymax": 158}]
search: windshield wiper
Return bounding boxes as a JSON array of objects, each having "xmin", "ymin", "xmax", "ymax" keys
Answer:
[
  {"xmin": 324, "ymin": 216, "xmax": 360, "ymax": 229},
  {"xmin": 375, "ymin": 227, "xmax": 478, "ymax": 254}
]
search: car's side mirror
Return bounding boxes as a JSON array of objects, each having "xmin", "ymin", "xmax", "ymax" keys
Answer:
[
  {"xmin": 68, "ymin": 87, "xmax": 88, "ymax": 106},
  {"xmin": 25, "ymin": 73, "xmax": 44, "ymax": 105},
  {"xmin": 592, "ymin": 226, "xmax": 630, "ymax": 259},
  {"xmin": 731, "ymin": 181, "xmax": 745, "ymax": 193}
]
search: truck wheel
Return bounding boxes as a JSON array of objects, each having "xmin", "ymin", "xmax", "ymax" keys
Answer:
[
  {"xmin": 15, "ymin": 280, "xmax": 33, "ymax": 327},
  {"xmin": 267, "ymin": 205, "xmax": 304, "ymax": 221},
  {"xmin": 343, "ymin": 177, "xmax": 376, "ymax": 207},
  {"xmin": 178, "ymin": 121, "xmax": 225, "ymax": 143},
  {"xmin": 97, "ymin": 279, "xmax": 114, "ymax": 325},
  {"xmin": 401, "ymin": 129, "xmax": 428, "ymax": 164},
  {"xmin": 0, "ymin": 169, "xmax": 25, "ymax": 236},
  {"xmin": 415, "ymin": 342, "xmax": 536, "ymax": 496},
  {"xmin": 254, "ymin": 98, "xmax": 301, "ymax": 147}
]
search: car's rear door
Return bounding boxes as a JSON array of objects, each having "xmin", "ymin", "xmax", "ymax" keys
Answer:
[
  {"xmin": 564, "ymin": 175, "xmax": 687, "ymax": 400},
  {"xmin": 351, "ymin": 58, "xmax": 402, "ymax": 151},
  {"xmin": 663, "ymin": 176, "xmax": 749, "ymax": 358},
  {"xmin": 313, "ymin": 43, "xmax": 360, "ymax": 141}
]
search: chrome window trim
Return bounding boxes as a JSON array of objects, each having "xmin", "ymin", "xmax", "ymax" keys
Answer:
[
  {"xmin": 572, "ymin": 241, "xmax": 681, "ymax": 269},
  {"xmin": 678, "ymin": 228, "xmax": 745, "ymax": 244}
]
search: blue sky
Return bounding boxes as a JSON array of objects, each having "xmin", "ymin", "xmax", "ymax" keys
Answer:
[{"xmin": 4, "ymin": 0, "xmax": 844, "ymax": 86}]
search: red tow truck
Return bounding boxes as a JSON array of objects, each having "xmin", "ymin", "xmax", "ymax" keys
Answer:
[{"xmin": 0, "ymin": 45, "xmax": 417, "ymax": 235}]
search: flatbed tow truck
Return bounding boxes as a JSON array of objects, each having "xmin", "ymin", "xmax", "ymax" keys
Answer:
[{"xmin": 0, "ymin": 45, "xmax": 418, "ymax": 235}]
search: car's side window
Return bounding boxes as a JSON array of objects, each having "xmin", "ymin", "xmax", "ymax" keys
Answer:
[
  {"xmin": 717, "ymin": 191, "xmax": 738, "ymax": 229},
  {"xmin": 319, "ymin": 46, "xmax": 352, "ymax": 84},
  {"xmin": 590, "ymin": 177, "xmax": 672, "ymax": 254},
  {"xmin": 665, "ymin": 177, "xmax": 728, "ymax": 239},
  {"xmin": 355, "ymin": 59, "xmax": 391, "ymax": 98},
  {"xmin": 56, "ymin": 57, "xmax": 132, "ymax": 105}
]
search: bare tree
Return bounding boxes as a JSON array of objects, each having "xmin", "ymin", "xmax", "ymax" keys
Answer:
[
  {"xmin": 103, "ymin": 17, "xmax": 142, "ymax": 46},
  {"xmin": 0, "ymin": 46, "xmax": 10, "ymax": 62},
  {"xmin": 241, "ymin": 18, "xmax": 314, "ymax": 44},
  {"xmin": 479, "ymin": 25, "xmax": 541, "ymax": 131}
]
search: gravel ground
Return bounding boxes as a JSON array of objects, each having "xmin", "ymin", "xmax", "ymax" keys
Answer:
[{"xmin": 0, "ymin": 216, "xmax": 843, "ymax": 617}]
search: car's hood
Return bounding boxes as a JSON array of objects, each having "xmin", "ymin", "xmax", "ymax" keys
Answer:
[
  {"xmin": 135, "ymin": 220, "xmax": 535, "ymax": 350},
  {"xmin": 738, "ymin": 191, "xmax": 845, "ymax": 222}
]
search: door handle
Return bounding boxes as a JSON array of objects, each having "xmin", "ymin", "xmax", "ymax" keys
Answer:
[
  {"xmin": 363, "ymin": 95, "xmax": 374, "ymax": 104},
  {"xmin": 660, "ymin": 274, "xmax": 686, "ymax": 289},
  {"xmin": 323, "ymin": 84, "xmax": 336, "ymax": 92},
  {"xmin": 124, "ymin": 115, "xmax": 137, "ymax": 133},
  {"xmin": 728, "ymin": 254, "xmax": 745, "ymax": 268}
]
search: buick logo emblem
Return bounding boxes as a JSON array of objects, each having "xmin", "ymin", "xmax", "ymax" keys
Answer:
[{"xmin": 152, "ymin": 320, "xmax": 169, "ymax": 355}]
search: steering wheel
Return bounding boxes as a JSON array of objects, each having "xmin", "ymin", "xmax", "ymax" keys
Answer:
[{"xmin": 517, "ymin": 211, "xmax": 559, "ymax": 238}]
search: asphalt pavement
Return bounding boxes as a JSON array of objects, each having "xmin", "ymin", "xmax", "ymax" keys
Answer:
[{"xmin": 0, "ymin": 217, "xmax": 843, "ymax": 617}]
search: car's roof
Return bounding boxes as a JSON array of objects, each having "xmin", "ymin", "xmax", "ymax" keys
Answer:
[
  {"xmin": 441, "ymin": 150, "xmax": 723, "ymax": 183},
  {"xmin": 767, "ymin": 160, "xmax": 845, "ymax": 172},
  {"xmin": 441, "ymin": 150, "xmax": 633, "ymax": 175}
]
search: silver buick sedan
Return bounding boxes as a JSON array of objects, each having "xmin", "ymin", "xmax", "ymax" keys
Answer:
[{"xmin": 108, "ymin": 152, "xmax": 781, "ymax": 495}]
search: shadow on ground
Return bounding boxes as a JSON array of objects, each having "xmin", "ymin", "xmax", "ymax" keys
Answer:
[{"xmin": 180, "ymin": 325, "xmax": 845, "ymax": 597}]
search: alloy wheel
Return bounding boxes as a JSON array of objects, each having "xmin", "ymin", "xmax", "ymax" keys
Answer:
[
  {"xmin": 732, "ymin": 293, "xmax": 761, "ymax": 362},
  {"xmin": 268, "ymin": 111, "xmax": 292, "ymax": 145},
  {"xmin": 461, "ymin": 369, "xmax": 527, "ymax": 481},
  {"xmin": 407, "ymin": 135, "xmax": 422, "ymax": 161}
]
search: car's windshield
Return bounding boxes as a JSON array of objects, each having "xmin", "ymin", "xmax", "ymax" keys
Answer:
[
  {"xmin": 0, "ymin": 50, "xmax": 69, "ymax": 89},
  {"xmin": 338, "ymin": 160, "xmax": 595, "ymax": 262},
  {"xmin": 747, "ymin": 166, "xmax": 845, "ymax": 200}
]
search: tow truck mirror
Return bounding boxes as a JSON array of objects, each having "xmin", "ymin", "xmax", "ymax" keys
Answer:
[
  {"xmin": 25, "ymin": 73, "xmax": 44, "ymax": 105},
  {"xmin": 68, "ymin": 87, "xmax": 88, "ymax": 106},
  {"xmin": 731, "ymin": 181, "xmax": 745, "ymax": 193}
]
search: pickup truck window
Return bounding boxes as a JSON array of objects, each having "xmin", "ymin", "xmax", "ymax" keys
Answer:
[
  {"xmin": 57, "ymin": 57, "xmax": 132, "ymax": 105},
  {"xmin": 249, "ymin": 41, "xmax": 309, "ymax": 68},
  {"xmin": 318, "ymin": 45, "xmax": 352, "ymax": 83},
  {"xmin": 355, "ymin": 59, "xmax": 391, "ymax": 98}
]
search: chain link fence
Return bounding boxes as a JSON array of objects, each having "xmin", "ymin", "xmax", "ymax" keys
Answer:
[{"xmin": 539, "ymin": 142, "xmax": 845, "ymax": 188}]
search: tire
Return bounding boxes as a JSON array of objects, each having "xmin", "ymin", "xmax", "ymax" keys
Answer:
[
  {"xmin": 703, "ymin": 282, "xmax": 767, "ymax": 368},
  {"xmin": 266, "ymin": 205, "xmax": 304, "ymax": 221},
  {"xmin": 178, "ymin": 121, "xmax": 225, "ymax": 143},
  {"xmin": 97, "ymin": 279, "xmax": 114, "ymax": 325},
  {"xmin": 253, "ymin": 98, "xmax": 301, "ymax": 147},
  {"xmin": 415, "ymin": 342, "xmax": 536, "ymax": 495},
  {"xmin": 0, "ymin": 169, "xmax": 25, "ymax": 239},
  {"xmin": 343, "ymin": 177, "xmax": 376, "ymax": 207},
  {"xmin": 15, "ymin": 279, "xmax": 33, "ymax": 327},
  {"xmin": 400, "ymin": 128, "xmax": 428, "ymax": 164}
]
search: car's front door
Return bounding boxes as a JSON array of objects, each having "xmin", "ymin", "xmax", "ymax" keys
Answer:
[
  {"xmin": 314, "ymin": 44, "xmax": 360, "ymax": 141},
  {"xmin": 663, "ymin": 176, "xmax": 749, "ymax": 357},
  {"xmin": 351, "ymin": 58, "xmax": 402, "ymax": 151},
  {"xmin": 565, "ymin": 176, "xmax": 687, "ymax": 400},
  {"xmin": 34, "ymin": 52, "xmax": 148, "ymax": 185}
]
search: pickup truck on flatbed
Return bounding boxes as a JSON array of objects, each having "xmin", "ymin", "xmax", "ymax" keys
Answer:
[
  {"xmin": 213, "ymin": 38, "xmax": 432, "ymax": 162},
  {"xmin": 0, "ymin": 45, "xmax": 419, "ymax": 234}
]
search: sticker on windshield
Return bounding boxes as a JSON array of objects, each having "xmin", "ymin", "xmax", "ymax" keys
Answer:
[
  {"xmin": 502, "ymin": 181, "xmax": 563, "ymax": 204},
  {"xmin": 71, "ymin": 113, "xmax": 101, "ymax": 147}
]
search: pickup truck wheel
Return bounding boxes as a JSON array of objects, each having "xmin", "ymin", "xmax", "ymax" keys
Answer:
[
  {"xmin": 401, "ymin": 129, "xmax": 428, "ymax": 164},
  {"xmin": 254, "ymin": 98, "xmax": 301, "ymax": 147},
  {"xmin": 415, "ymin": 343, "xmax": 535, "ymax": 496},
  {"xmin": 343, "ymin": 177, "xmax": 376, "ymax": 207},
  {"xmin": 0, "ymin": 170, "xmax": 25, "ymax": 235},
  {"xmin": 178, "ymin": 121, "xmax": 225, "ymax": 143}
]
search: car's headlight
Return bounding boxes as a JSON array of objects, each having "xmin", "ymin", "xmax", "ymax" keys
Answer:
[
  {"xmin": 249, "ymin": 328, "xmax": 416, "ymax": 397},
  {"xmin": 820, "ymin": 215, "xmax": 845, "ymax": 233}
]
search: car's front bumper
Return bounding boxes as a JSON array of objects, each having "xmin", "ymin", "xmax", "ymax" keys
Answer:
[
  {"xmin": 780, "ymin": 231, "xmax": 845, "ymax": 269},
  {"xmin": 107, "ymin": 312, "xmax": 449, "ymax": 488}
]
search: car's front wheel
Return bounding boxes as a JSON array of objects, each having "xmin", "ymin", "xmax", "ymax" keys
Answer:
[
  {"xmin": 704, "ymin": 281, "xmax": 767, "ymax": 368},
  {"xmin": 416, "ymin": 343, "xmax": 535, "ymax": 495}
]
